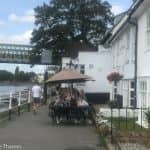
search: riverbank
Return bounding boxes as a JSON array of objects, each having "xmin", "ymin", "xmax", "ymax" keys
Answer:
[
  {"xmin": 0, "ymin": 84, "xmax": 33, "ymax": 96},
  {"xmin": 0, "ymin": 81, "xmax": 34, "ymax": 86}
]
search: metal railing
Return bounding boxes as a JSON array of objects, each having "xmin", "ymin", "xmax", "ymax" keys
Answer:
[
  {"xmin": 0, "ymin": 90, "xmax": 32, "ymax": 121},
  {"xmin": 97, "ymin": 106, "xmax": 150, "ymax": 149}
]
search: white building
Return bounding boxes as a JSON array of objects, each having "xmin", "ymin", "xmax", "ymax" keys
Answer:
[
  {"xmin": 103, "ymin": 0, "xmax": 150, "ymax": 109},
  {"xmin": 136, "ymin": 0, "xmax": 150, "ymax": 109},
  {"xmin": 62, "ymin": 46, "xmax": 112, "ymax": 103},
  {"xmin": 62, "ymin": 0, "xmax": 150, "ymax": 109}
]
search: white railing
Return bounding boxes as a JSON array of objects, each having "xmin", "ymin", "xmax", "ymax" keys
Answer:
[{"xmin": 0, "ymin": 90, "xmax": 32, "ymax": 121}]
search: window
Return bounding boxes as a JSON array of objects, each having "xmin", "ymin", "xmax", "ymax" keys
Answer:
[
  {"xmin": 131, "ymin": 81, "xmax": 135, "ymax": 89},
  {"xmin": 89, "ymin": 64, "xmax": 94, "ymax": 69},
  {"xmin": 123, "ymin": 80, "xmax": 129, "ymax": 106},
  {"xmin": 80, "ymin": 65, "xmax": 85, "ymax": 74},
  {"xmin": 123, "ymin": 80, "xmax": 135, "ymax": 107},
  {"xmin": 130, "ymin": 81, "xmax": 135, "ymax": 107},
  {"xmin": 146, "ymin": 10, "xmax": 150, "ymax": 49},
  {"xmin": 139, "ymin": 81, "xmax": 147, "ymax": 108}
]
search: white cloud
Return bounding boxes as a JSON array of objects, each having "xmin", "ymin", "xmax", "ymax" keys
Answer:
[
  {"xmin": 9, "ymin": 10, "xmax": 35, "ymax": 23},
  {"xmin": 0, "ymin": 20, "xmax": 5, "ymax": 26},
  {"xmin": 0, "ymin": 30, "xmax": 32, "ymax": 44},
  {"xmin": 111, "ymin": 4, "xmax": 125, "ymax": 15}
]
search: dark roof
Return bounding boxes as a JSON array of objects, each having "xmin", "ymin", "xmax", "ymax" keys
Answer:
[{"xmin": 65, "ymin": 40, "xmax": 97, "ymax": 58}]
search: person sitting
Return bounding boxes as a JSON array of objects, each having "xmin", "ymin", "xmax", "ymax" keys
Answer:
[
  {"xmin": 65, "ymin": 93, "xmax": 71, "ymax": 102},
  {"xmin": 77, "ymin": 96, "xmax": 89, "ymax": 107},
  {"xmin": 54, "ymin": 95, "xmax": 62, "ymax": 106},
  {"xmin": 80, "ymin": 89, "xmax": 87, "ymax": 101},
  {"xmin": 77, "ymin": 96, "xmax": 89, "ymax": 121}
]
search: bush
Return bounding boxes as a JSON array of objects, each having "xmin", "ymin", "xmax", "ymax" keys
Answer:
[
  {"xmin": 98, "ymin": 125, "xmax": 110, "ymax": 137},
  {"xmin": 108, "ymin": 101, "xmax": 118, "ymax": 108},
  {"xmin": 145, "ymin": 110, "xmax": 150, "ymax": 129}
]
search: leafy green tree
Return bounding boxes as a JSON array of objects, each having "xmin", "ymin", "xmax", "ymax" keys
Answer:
[
  {"xmin": 0, "ymin": 70, "xmax": 14, "ymax": 81},
  {"xmin": 14, "ymin": 66, "xmax": 19, "ymax": 81},
  {"xmin": 31, "ymin": 0, "xmax": 113, "ymax": 64}
]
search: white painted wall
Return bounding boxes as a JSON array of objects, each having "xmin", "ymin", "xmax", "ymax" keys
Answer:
[
  {"xmin": 137, "ymin": 8, "xmax": 150, "ymax": 77},
  {"xmin": 108, "ymin": 24, "xmax": 135, "ymax": 108},
  {"xmin": 76, "ymin": 47, "xmax": 112, "ymax": 93},
  {"xmin": 136, "ymin": 7, "xmax": 150, "ymax": 108},
  {"xmin": 111, "ymin": 25, "xmax": 135, "ymax": 81},
  {"xmin": 62, "ymin": 46, "xmax": 112, "ymax": 94}
]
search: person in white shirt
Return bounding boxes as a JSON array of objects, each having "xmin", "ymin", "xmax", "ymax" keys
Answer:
[
  {"xmin": 32, "ymin": 82, "xmax": 42, "ymax": 114},
  {"xmin": 77, "ymin": 97, "xmax": 89, "ymax": 107}
]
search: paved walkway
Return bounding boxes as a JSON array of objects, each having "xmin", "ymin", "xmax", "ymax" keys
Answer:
[{"xmin": 0, "ymin": 106, "xmax": 103, "ymax": 150}]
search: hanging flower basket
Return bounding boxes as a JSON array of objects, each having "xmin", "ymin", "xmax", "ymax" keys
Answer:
[{"xmin": 107, "ymin": 72, "xmax": 123, "ymax": 83}]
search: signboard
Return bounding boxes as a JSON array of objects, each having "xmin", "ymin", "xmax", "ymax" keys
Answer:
[{"xmin": 41, "ymin": 50, "xmax": 52, "ymax": 64}]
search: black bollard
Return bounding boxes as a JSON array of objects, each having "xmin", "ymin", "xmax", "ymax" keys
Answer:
[
  {"xmin": 9, "ymin": 109, "xmax": 11, "ymax": 120},
  {"xmin": 18, "ymin": 106, "xmax": 20, "ymax": 116},
  {"xmin": 28, "ymin": 103, "xmax": 31, "ymax": 112},
  {"xmin": 43, "ymin": 70, "xmax": 48, "ymax": 105}
]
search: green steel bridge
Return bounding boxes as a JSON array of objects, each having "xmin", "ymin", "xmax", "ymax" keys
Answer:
[{"xmin": 0, "ymin": 43, "xmax": 52, "ymax": 65}]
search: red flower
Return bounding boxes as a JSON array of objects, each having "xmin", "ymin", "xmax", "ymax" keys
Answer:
[{"xmin": 107, "ymin": 72, "xmax": 123, "ymax": 82}]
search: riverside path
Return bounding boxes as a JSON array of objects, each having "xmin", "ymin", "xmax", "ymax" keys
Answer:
[{"xmin": 0, "ymin": 106, "xmax": 104, "ymax": 150}]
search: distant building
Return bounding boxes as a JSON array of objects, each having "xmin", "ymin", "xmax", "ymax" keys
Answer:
[{"xmin": 37, "ymin": 73, "xmax": 44, "ymax": 83}]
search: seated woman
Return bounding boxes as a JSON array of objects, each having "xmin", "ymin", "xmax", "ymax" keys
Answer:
[
  {"xmin": 77, "ymin": 96, "xmax": 89, "ymax": 107},
  {"xmin": 77, "ymin": 96, "xmax": 89, "ymax": 121}
]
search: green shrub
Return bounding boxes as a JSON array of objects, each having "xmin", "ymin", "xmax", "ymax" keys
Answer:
[{"xmin": 145, "ymin": 110, "xmax": 150, "ymax": 129}]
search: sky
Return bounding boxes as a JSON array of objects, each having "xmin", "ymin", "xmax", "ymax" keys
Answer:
[{"xmin": 0, "ymin": 0, "xmax": 133, "ymax": 73}]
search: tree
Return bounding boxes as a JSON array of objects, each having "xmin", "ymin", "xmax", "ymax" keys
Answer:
[
  {"xmin": 0, "ymin": 70, "xmax": 14, "ymax": 81},
  {"xmin": 31, "ymin": 0, "xmax": 113, "ymax": 64},
  {"xmin": 14, "ymin": 66, "xmax": 19, "ymax": 81}
]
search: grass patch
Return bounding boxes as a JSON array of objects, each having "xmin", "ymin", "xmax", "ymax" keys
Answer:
[{"xmin": 107, "ymin": 117, "xmax": 148, "ymax": 134}]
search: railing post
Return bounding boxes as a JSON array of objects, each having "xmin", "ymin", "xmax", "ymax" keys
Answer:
[
  {"xmin": 18, "ymin": 92, "xmax": 21, "ymax": 116},
  {"xmin": 118, "ymin": 107, "xmax": 120, "ymax": 129},
  {"xmin": 126, "ymin": 107, "xmax": 128, "ymax": 129},
  {"xmin": 133, "ymin": 108, "xmax": 136, "ymax": 130},
  {"xmin": 111, "ymin": 107, "xmax": 113, "ymax": 143},
  {"xmin": 9, "ymin": 93, "xmax": 12, "ymax": 120},
  {"xmin": 141, "ymin": 107, "xmax": 142, "ymax": 128},
  {"xmin": 28, "ymin": 90, "xmax": 31, "ymax": 112}
]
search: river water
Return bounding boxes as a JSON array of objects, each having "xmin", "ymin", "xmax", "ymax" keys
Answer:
[
  {"xmin": 0, "ymin": 84, "xmax": 32, "ymax": 96},
  {"xmin": 0, "ymin": 84, "xmax": 33, "ymax": 112}
]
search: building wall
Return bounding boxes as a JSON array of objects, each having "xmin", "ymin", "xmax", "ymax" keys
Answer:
[
  {"xmin": 77, "ymin": 47, "xmax": 112, "ymax": 93},
  {"xmin": 111, "ymin": 25, "xmax": 135, "ymax": 80},
  {"xmin": 137, "ymin": 7, "xmax": 150, "ymax": 108},
  {"xmin": 61, "ymin": 47, "xmax": 112, "ymax": 104},
  {"xmin": 137, "ymin": 8, "xmax": 150, "ymax": 77},
  {"xmin": 108, "ymin": 25, "xmax": 136, "ymax": 107}
]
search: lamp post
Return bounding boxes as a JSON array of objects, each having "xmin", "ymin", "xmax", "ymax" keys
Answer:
[{"xmin": 43, "ymin": 66, "xmax": 48, "ymax": 104}]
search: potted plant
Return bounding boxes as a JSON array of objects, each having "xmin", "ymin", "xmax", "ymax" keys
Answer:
[{"xmin": 107, "ymin": 72, "xmax": 123, "ymax": 83}]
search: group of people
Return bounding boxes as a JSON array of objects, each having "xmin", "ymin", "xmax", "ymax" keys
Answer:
[
  {"xmin": 54, "ymin": 88, "xmax": 89, "ymax": 108},
  {"xmin": 50, "ymin": 88, "xmax": 90, "ymax": 124},
  {"xmin": 31, "ymin": 81, "xmax": 90, "ymax": 123}
]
